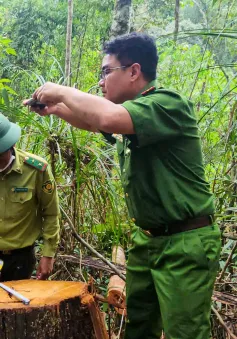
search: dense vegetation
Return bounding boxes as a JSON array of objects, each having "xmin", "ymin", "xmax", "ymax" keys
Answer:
[{"xmin": 0, "ymin": 0, "xmax": 236, "ymax": 337}]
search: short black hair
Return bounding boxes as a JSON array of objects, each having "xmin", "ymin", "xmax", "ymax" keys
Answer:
[{"xmin": 103, "ymin": 32, "xmax": 158, "ymax": 81}]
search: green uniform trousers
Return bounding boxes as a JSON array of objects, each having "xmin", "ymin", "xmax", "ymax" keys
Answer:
[
  {"xmin": 125, "ymin": 224, "xmax": 221, "ymax": 339},
  {"xmin": 0, "ymin": 246, "xmax": 36, "ymax": 282}
]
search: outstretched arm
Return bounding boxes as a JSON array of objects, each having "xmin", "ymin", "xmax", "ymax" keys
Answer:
[{"xmin": 24, "ymin": 82, "xmax": 135, "ymax": 134}]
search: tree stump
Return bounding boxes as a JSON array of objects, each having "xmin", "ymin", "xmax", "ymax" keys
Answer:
[{"xmin": 0, "ymin": 280, "xmax": 108, "ymax": 339}]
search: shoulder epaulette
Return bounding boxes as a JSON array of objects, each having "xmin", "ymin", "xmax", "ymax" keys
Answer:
[
  {"xmin": 141, "ymin": 86, "xmax": 156, "ymax": 96},
  {"xmin": 24, "ymin": 156, "xmax": 48, "ymax": 172}
]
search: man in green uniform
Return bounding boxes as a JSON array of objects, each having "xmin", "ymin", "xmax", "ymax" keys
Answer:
[
  {"xmin": 25, "ymin": 33, "xmax": 221, "ymax": 339},
  {"xmin": 0, "ymin": 113, "xmax": 60, "ymax": 281}
]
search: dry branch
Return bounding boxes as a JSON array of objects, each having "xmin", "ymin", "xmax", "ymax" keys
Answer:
[
  {"xmin": 211, "ymin": 305, "xmax": 237, "ymax": 339},
  {"xmin": 57, "ymin": 254, "xmax": 126, "ymax": 275},
  {"xmin": 218, "ymin": 241, "xmax": 237, "ymax": 282},
  {"xmin": 60, "ymin": 206, "xmax": 126, "ymax": 281}
]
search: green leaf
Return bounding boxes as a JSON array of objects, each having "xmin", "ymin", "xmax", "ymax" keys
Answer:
[
  {"xmin": 1, "ymin": 85, "xmax": 17, "ymax": 95},
  {"xmin": 5, "ymin": 47, "xmax": 17, "ymax": 56},
  {"xmin": 0, "ymin": 79, "xmax": 11, "ymax": 83},
  {"xmin": 212, "ymin": 0, "xmax": 219, "ymax": 6},
  {"xmin": 1, "ymin": 88, "xmax": 9, "ymax": 107}
]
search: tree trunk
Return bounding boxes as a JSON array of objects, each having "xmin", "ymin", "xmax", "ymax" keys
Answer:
[
  {"xmin": 110, "ymin": 0, "xmax": 132, "ymax": 39},
  {"xmin": 65, "ymin": 0, "xmax": 73, "ymax": 86},
  {"xmin": 174, "ymin": 0, "xmax": 180, "ymax": 43},
  {"xmin": 0, "ymin": 280, "xmax": 108, "ymax": 339}
]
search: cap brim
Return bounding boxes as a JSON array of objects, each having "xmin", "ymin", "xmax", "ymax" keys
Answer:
[{"xmin": 0, "ymin": 122, "xmax": 21, "ymax": 153}]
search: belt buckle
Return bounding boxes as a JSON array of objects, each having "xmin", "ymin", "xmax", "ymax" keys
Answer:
[{"xmin": 2, "ymin": 250, "xmax": 11, "ymax": 255}]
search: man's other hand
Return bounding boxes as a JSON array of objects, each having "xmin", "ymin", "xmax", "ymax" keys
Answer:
[{"xmin": 36, "ymin": 256, "xmax": 54, "ymax": 280}]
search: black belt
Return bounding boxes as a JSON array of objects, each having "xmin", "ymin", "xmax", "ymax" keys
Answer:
[
  {"xmin": 142, "ymin": 215, "xmax": 214, "ymax": 237},
  {"xmin": 0, "ymin": 245, "xmax": 34, "ymax": 256}
]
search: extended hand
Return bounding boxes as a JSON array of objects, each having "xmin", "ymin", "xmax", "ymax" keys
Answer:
[
  {"xmin": 36, "ymin": 256, "xmax": 54, "ymax": 280},
  {"xmin": 23, "ymin": 99, "xmax": 61, "ymax": 116},
  {"xmin": 33, "ymin": 82, "xmax": 64, "ymax": 105}
]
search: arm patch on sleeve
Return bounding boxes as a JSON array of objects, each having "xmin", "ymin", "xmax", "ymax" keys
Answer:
[{"xmin": 42, "ymin": 180, "xmax": 54, "ymax": 194}]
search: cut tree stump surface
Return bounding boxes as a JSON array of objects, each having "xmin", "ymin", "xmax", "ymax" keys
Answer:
[
  {"xmin": 0, "ymin": 280, "xmax": 88, "ymax": 309},
  {"xmin": 0, "ymin": 280, "xmax": 108, "ymax": 339}
]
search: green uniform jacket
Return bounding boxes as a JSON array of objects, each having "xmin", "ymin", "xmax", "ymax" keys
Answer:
[
  {"xmin": 102, "ymin": 81, "xmax": 214, "ymax": 228},
  {"xmin": 0, "ymin": 148, "xmax": 60, "ymax": 256}
]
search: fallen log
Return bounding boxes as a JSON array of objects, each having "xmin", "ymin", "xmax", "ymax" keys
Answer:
[{"xmin": 0, "ymin": 279, "xmax": 108, "ymax": 339}]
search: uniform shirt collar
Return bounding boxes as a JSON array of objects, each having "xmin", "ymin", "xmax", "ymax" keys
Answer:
[
  {"xmin": 11, "ymin": 148, "xmax": 22, "ymax": 174},
  {"xmin": 135, "ymin": 80, "xmax": 157, "ymax": 99}
]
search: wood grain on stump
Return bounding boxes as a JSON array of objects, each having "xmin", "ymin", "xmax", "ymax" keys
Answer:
[{"xmin": 0, "ymin": 280, "xmax": 108, "ymax": 339}]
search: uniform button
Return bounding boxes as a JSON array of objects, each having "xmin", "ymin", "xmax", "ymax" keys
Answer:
[
  {"xmin": 125, "ymin": 193, "xmax": 128, "ymax": 197},
  {"xmin": 0, "ymin": 219, "xmax": 2, "ymax": 222},
  {"xmin": 0, "ymin": 197, "xmax": 3, "ymax": 201},
  {"xmin": 123, "ymin": 169, "xmax": 126, "ymax": 173},
  {"xmin": 131, "ymin": 218, "xmax": 136, "ymax": 222}
]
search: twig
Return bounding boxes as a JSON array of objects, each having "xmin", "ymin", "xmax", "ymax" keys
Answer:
[
  {"xmin": 49, "ymin": 269, "xmax": 61, "ymax": 280},
  {"xmin": 211, "ymin": 305, "xmax": 237, "ymax": 339},
  {"xmin": 94, "ymin": 294, "xmax": 125, "ymax": 310},
  {"xmin": 59, "ymin": 258, "xmax": 75, "ymax": 281},
  {"xmin": 60, "ymin": 206, "xmax": 126, "ymax": 281},
  {"xmin": 117, "ymin": 308, "xmax": 126, "ymax": 338},
  {"xmin": 79, "ymin": 248, "xmax": 87, "ymax": 283},
  {"xmin": 223, "ymin": 233, "xmax": 237, "ymax": 241},
  {"xmin": 218, "ymin": 241, "xmax": 237, "ymax": 282},
  {"xmin": 215, "ymin": 282, "xmax": 237, "ymax": 285}
]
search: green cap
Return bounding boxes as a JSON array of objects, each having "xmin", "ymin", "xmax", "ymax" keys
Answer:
[{"xmin": 0, "ymin": 113, "xmax": 21, "ymax": 153}]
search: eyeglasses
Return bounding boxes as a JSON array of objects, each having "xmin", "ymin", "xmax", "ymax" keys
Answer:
[{"xmin": 100, "ymin": 65, "xmax": 131, "ymax": 80}]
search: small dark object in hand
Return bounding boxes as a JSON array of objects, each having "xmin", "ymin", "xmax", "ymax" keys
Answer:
[{"xmin": 26, "ymin": 98, "xmax": 46, "ymax": 110}]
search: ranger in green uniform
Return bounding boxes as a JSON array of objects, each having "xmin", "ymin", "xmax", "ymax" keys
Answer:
[
  {"xmin": 25, "ymin": 33, "xmax": 221, "ymax": 339},
  {"xmin": 0, "ymin": 113, "xmax": 60, "ymax": 281}
]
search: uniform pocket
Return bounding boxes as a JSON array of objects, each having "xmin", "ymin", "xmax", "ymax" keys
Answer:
[
  {"xmin": 197, "ymin": 225, "xmax": 221, "ymax": 273},
  {"xmin": 10, "ymin": 191, "xmax": 32, "ymax": 203},
  {"xmin": 7, "ymin": 190, "xmax": 34, "ymax": 219},
  {"xmin": 128, "ymin": 226, "xmax": 139, "ymax": 251}
]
